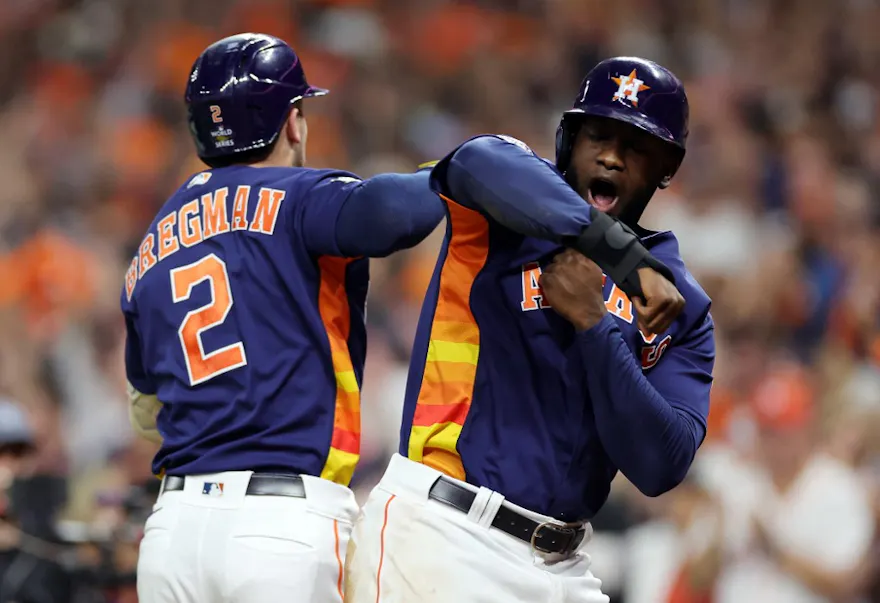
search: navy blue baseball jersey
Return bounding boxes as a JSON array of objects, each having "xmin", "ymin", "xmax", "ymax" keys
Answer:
[
  {"xmin": 399, "ymin": 135, "xmax": 715, "ymax": 520},
  {"xmin": 121, "ymin": 165, "xmax": 442, "ymax": 484}
]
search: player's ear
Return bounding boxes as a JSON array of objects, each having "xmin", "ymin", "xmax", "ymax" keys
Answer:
[
  {"xmin": 286, "ymin": 105, "xmax": 304, "ymax": 145},
  {"xmin": 658, "ymin": 149, "xmax": 684, "ymax": 190}
]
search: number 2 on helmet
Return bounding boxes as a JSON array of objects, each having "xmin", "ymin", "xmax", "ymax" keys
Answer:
[{"xmin": 170, "ymin": 254, "xmax": 247, "ymax": 386}]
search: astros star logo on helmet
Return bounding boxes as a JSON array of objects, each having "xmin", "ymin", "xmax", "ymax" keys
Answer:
[{"xmin": 611, "ymin": 69, "xmax": 650, "ymax": 107}]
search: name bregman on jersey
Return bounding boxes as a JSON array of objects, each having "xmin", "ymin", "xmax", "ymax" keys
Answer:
[{"xmin": 124, "ymin": 181, "xmax": 285, "ymax": 301}]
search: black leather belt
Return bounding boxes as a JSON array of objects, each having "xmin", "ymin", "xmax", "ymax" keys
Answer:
[
  {"xmin": 428, "ymin": 476, "xmax": 587, "ymax": 555},
  {"xmin": 162, "ymin": 473, "xmax": 306, "ymax": 498}
]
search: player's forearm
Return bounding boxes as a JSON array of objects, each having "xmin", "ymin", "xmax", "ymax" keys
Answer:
[
  {"xmin": 578, "ymin": 315, "xmax": 702, "ymax": 497},
  {"xmin": 443, "ymin": 135, "xmax": 675, "ymax": 296},
  {"xmin": 335, "ymin": 172, "xmax": 445, "ymax": 258},
  {"xmin": 444, "ymin": 135, "xmax": 592, "ymax": 240}
]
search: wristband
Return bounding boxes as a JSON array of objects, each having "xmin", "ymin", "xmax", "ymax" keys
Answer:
[{"xmin": 567, "ymin": 208, "xmax": 675, "ymax": 299}]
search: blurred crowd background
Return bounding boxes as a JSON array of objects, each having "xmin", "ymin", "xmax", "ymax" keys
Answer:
[{"xmin": 1, "ymin": 0, "xmax": 879, "ymax": 601}]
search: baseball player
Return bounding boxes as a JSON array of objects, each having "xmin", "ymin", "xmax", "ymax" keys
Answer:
[
  {"xmin": 122, "ymin": 33, "xmax": 444, "ymax": 603},
  {"xmin": 344, "ymin": 57, "xmax": 715, "ymax": 603}
]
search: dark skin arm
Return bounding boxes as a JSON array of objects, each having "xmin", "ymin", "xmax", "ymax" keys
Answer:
[{"xmin": 540, "ymin": 249, "xmax": 684, "ymax": 335}]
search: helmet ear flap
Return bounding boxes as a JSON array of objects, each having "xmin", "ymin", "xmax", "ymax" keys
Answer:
[
  {"xmin": 554, "ymin": 123, "xmax": 568, "ymax": 172},
  {"xmin": 554, "ymin": 115, "xmax": 581, "ymax": 175}
]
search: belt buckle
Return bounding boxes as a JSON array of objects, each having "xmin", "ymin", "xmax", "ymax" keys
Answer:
[{"xmin": 529, "ymin": 521, "xmax": 581, "ymax": 554}]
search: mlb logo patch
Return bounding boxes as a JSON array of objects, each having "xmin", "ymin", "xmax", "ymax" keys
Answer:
[{"xmin": 202, "ymin": 482, "xmax": 224, "ymax": 497}]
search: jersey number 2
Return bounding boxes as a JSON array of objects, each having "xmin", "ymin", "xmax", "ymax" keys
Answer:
[{"xmin": 170, "ymin": 254, "xmax": 247, "ymax": 386}]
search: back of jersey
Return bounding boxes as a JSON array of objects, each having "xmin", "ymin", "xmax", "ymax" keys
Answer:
[{"xmin": 121, "ymin": 166, "xmax": 367, "ymax": 485}]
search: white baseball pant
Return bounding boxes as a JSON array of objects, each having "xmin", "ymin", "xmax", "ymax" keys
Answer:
[
  {"xmin": 344, "ymin": 454, "xmax": 609, "ymax": 603},
  {"xmin": 137, "ymin": 470, "xmax": 358, "ymax": 603}
]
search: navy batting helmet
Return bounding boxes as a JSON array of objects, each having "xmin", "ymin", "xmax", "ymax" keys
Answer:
[
  {"xmin": 185, "ymin": 33, "xmax": 328, "ymax": 166},
  {"xmin": 555, "ymin": 57, "xmax": 688, "ymax": 173}
]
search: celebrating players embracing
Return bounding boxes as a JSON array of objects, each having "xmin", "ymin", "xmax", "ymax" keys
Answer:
[
  {"xmin": 344, "ymin": 57, "xmax": 714, "ymax": 603},
  {"xmin": 123, "ymin": 33, "xmax": 444, "ymax": 603}
]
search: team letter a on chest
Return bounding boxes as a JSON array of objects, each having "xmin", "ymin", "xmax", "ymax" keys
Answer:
[{"xmin": 518, "ymin": 262, "xmax": 672, "ymax": 369}]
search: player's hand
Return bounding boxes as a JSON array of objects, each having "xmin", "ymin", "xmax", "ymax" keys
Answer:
[
  {"xmin": 539, "ymin": 249, "xmax": 607, "ymax": 331},
  {"xmin": 632, "ymin": 267, "xmax": 685, "ymax": 336}
]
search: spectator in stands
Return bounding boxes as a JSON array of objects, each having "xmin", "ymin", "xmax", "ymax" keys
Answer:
[
  {"xmin": 0, "ymin": 399, "xmax": 72, "ymax": 603},
  {"xmin": 714, "ymin": 365, "xmax": 876, "ymax": 603}
]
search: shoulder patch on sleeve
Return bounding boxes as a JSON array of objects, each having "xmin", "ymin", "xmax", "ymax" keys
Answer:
[
  {"xmin": 328, "ymin": 176, "xmax": 361, "ymax": 184},
  {"xmin": 495, "ymin": 135, "xmax": 534, "ymax": 154},
  {"xmin": 186, "ymin": 172, "xmax": 212, "ymax": 189}
]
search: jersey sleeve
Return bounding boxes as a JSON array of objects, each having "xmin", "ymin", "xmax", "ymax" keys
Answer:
[
  {"xmin": 645, "ymin": 310, "xmax": 715, "ymax": 431},
  {"xmin": 576, "ymin": 250, "xmax": 715, "ymax": 496},
  {"xmin": 429, "ymin": 134, "xmax": 593, "ymax": 240},
  {"xmin": 120, "ymin": 288, "xmax": 156, "ymax": 396},
  {"xmin": 297, "ymin": 170, "xmax": 365, "ymax": 256},
  {"xmin": 578, "ymin": 311, "xmax": 714, "ymax": 496},
  {"xmin": 644, "ymin": 244, "xmax": 716, "ymax": 430},
  {"xmin": 298, "ymin": 169, "xmax": 445, "ymax": 258}
]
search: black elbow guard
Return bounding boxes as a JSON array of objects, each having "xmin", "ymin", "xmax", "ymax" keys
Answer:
[{"xmin": 568, "ymin": 208, "xmax": 675, "ymax": 300}]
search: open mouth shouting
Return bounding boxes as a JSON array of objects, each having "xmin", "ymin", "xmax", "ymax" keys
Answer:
[{"xmin": 587, "ymin": 178, "xmax": 620, "ymax": 212}]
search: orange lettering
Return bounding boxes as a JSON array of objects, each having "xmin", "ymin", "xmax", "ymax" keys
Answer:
[
  {"xmin": 124, "ymin": 257, "xmax": 138, "ymax": 301},
  {"xmin": 138, "ymin": 234, "xmax": 157, "ymax": 278},
  {"xmin": 202, "ymin": 188, "xmax": 231, "ymax": 239},
  {"xmin": 520, "ymin": 262, "xmax": 549, "ymax": 311},
  {"xmin": 157, "ymin": 212, "xmax": 179, "ymax": 261},
  {"xmin": 178, "ymin": 200, "xmax": 204, "ymax": 247},
  {"xmin": 604, "ymin": 284, "xmax": 633, "ymax": 323},
  {"xmin": 249, "ymin": 188, "xmax": 285, "ymax": 235},
  {"xmin": 170, "ymin": 254, "xmax": 247, "ymax": 385},
  {"xmin": 231, "ymin": 185, "xmax": 250, "ymax": 231}
]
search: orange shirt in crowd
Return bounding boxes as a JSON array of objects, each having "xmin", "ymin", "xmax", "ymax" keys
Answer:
[{"xmin": 0, "ymin": 230, "xmax": 97, "ymax": 334}]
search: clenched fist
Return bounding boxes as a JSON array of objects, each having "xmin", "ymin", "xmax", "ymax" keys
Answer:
[
  {"xmin": 540, "ymin": 250, "xmax": 607, "ymax": 331},
  {"xmin": 633, "ymin": 266, "xmax": 685, "ymax": 335},
  {"xmin": 540, "ymin": 250, "xmax": 685, "ymax": 334}
]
